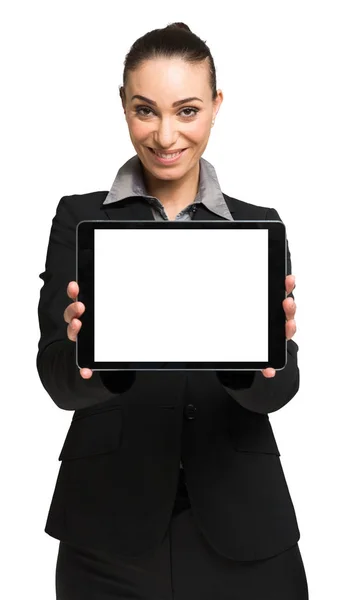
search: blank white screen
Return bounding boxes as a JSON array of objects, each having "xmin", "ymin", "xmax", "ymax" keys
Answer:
[{"xmin": 94, "ymin": 228, "xmax": 268, "ymax": 362}]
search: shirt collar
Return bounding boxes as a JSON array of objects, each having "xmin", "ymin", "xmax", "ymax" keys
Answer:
[{"xmin": 103, "ymin": 154, "xmax": 233, "ymax": 220}]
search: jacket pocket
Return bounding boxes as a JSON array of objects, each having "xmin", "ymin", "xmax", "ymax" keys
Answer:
[
  {"xmin": 227, "ymin": 412, "xmax": 280, "ymax": 456},
  {"xmin": 58, "ymin": 406, "xmax": 122, "ymax": 461}
]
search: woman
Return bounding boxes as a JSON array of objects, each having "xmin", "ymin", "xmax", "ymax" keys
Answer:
[{"xmin": 37, "ymin": 22, "xmax": 309, "ymax": 600}]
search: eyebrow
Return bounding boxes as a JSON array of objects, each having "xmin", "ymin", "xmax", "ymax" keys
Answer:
[{"xmin": 131, "ymin": 95, "xmax": 203, "ymax": 107}]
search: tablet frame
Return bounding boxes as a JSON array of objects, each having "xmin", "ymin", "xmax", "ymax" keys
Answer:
[{"xmin": 76, "ymin": 220, "xmax": 287, "ymax": 371}]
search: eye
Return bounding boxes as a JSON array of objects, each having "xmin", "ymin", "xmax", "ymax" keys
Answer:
[
  {"xmin": 134, "ymin": 106, "xmax": 199, "ymax": 118},
  {"xmin": 135, "ymin": 106, "xmax": 154, "ymax": 117},
  {"xmin": 179, "ymin": 107, "xmax": 199, "ymax": 118}
]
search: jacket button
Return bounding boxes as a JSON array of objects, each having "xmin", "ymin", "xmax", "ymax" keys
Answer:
[{"xmin": 184, "ymin": 404, "xmax": 197, "ymax": 420}]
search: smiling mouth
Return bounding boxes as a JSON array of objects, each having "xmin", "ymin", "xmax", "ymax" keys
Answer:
[{"xmin": 147, "ymin": 147, "xmax": 187, "ymax": 160}]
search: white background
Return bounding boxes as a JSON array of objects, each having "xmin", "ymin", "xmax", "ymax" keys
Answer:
[{"xmin": 1, "ymin": 1, "xmax": 340, "ymax": 598}]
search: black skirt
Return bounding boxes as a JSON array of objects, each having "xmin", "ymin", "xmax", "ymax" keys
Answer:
[{"xmin": 55, "ymin": 468, "xmax": 309, "ymax": 600}]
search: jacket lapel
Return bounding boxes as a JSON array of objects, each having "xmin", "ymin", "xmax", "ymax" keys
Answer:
[{"xmin": 100, "ymin": 196, "xmax": 155, "ymax": 221}]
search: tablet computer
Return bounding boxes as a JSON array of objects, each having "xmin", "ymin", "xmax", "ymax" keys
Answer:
[{"xmin": 76, "ymin": 220, "xmax": 288, "ymax": 371}]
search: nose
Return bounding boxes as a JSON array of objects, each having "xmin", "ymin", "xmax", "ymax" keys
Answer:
[{"xmin": 153, "ymin": 117, "xmax": 178, "ymax": 148}]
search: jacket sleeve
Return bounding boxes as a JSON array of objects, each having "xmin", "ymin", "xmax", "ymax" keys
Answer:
[
  {"xmin": 36, "ymin": 195, "xmax": 136, "ymax": 411},
  {"xmin": 216, "ymin": 207, "xmax": 300, "ymax": 414}
]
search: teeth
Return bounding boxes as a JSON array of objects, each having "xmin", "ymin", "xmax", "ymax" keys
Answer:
[{"xmin": 153, "ymin": 150, "xmax": 182, "ymax": 159}]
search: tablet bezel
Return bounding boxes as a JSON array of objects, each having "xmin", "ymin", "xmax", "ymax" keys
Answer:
[{"xmin": 76, "ymin": 220, "xmax": 287, "ymax": 371}]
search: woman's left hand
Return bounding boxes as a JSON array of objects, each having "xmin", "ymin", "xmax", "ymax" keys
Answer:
[{"xmin": 261, "ymin": 275, "xmax": 296, "ymax": 378}]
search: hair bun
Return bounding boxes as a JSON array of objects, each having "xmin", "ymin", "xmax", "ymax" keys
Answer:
[{"xmin": 166, "ymin": 22, "xmax": 191, "ymax": 32}]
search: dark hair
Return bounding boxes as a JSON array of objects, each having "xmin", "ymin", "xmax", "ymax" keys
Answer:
[{"xmin": 119, "ymin": 22, "xmax": 217, "ymax": 103}]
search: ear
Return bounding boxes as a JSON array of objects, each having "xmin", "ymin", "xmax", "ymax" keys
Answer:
[
  {"xmin": 119, "ymin": 86, "xmax": 126, "ymax": 114},
  {"xmin": 213, "ymin": 89, "xmax": 224, "ymax": 119}
]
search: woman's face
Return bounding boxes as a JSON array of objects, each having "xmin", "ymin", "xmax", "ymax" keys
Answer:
[{"xmin": 122, "ymin": 57, "xmax": 223, "ymax": 181}]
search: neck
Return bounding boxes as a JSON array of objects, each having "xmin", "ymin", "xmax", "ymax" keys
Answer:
[{"xmin": 142, "ymin": 161, "xmax": 200, "ymax": 210}]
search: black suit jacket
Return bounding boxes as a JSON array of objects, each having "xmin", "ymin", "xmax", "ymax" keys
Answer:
[{"xmin": 36, "ymin": 191, "xmax": 300, "ymax": 562}]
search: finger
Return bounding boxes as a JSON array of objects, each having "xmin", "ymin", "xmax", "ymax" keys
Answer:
[
  {"xmin": 285, "ymin": 275, "xmax": 296, "ymax": 296},
  {"xmin": 286, "ymin": 318, "xmax": 296, "ymax": 340},
  {"xmin": 67, "ymin": 317, "xmax": 82, "ymax": 342},
  {"xmin": 67, "ymin": 281, "xmax": 79, "ymax": 300},
  {"xmin": 80, "ymin": 368, "xmax": 93, "ymax": 379},
  {"xmin": 283, "ymin": 297, "xmax": 296, "ymax": 320},
  {"xmin": 64, "ymin": 301, "xmax": 85, "ymax": 324},
  {"xmin": 261, "ymin": 368, "xmax": 276, "ymax": 377}
]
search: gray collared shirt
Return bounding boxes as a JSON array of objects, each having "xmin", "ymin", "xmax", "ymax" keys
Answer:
[
  {"xmin": 104, "ymin": 154, "xmax": 234, "ymax": 469},
  {"xmin": 104, "ymin": 154, "xmax": 234, "ymax": 222}
]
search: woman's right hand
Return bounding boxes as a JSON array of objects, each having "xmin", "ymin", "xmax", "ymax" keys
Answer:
[{"xmin": 64, "ymin": 281, "xmax": 93, "ymax": 379}]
